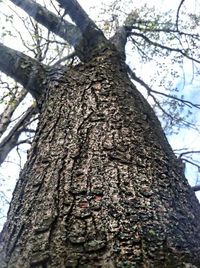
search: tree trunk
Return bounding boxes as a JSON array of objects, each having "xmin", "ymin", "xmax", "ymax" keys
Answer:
[{"xmin": 0, "ymin": 50, "xmax": 200, "ymax": 267}]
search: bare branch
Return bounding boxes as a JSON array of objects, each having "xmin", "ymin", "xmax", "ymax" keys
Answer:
[
  {"xmin": 110, "ymin": 26, "xmax": 128, "ymax": 60},
  {"xmin": 56, "ymin": 0, "xmax": 109, "ymax": 60},
  {"xmin": 56, "ymin": 0, "xmax": 97, "ymax": 33},
  {"xmin": 126, "ymin": 64, "xmax": 200, "ymax": 110},
  {"xmin": 16, "ymin": 139, "xmax": 32, "ymax": 146},
  {"xmin": 9, "ymin": 0, "xmax": 81, "ymax": 47},
  {"xmin": 0, "ymin": 43, "xmax": 46, "ymax": 99},
  {"xmin": 126, "ymin": 24, "xmax": 200, "ymax": 41},
  {"xmin": 192, "ymin": 185, "xmax": 200, "ymax": 192},
  {"xmin": 181, "ymin": 158, "xmax": 200, "ymax": 170},
  {"xmin": 176, "ymin": 0, "xmax": 185, "ymax": 30},
  {"xmin": 0, "ymin": 88, "xmax": 27, "ymax": 139},
  {"xmin": 52, "ymin": 52, "xmax": 76, "ymax": 67},
  {"xmin": 179, "ymin": 151, "xmax": 200, "ymax": 159},
  {"xmin": 129, "ymin": 32, "xmax": 200, "ymax": 64},
  {"xmin": 0, "ymin": 104, "xmax": 38, "ymax": 165}
]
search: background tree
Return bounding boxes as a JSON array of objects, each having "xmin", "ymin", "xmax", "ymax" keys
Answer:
[{"xmin": 0, "ymin": 0, "xmax": 200, "ymax": 266}]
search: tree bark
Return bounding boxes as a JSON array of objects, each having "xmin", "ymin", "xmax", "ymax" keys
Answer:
[
  {"xmin": 0, "ymin": 49, "xmax": 200, "ymax": 267},
  {"xmin": 0, "ymin": 43, "xmax": 46, "ymax": 99}
]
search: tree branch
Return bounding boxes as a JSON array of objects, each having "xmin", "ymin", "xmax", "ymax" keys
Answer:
[
  {"xmin": 9, "ymin": 0, "xmax": 81, "ymax": 47},
  {"xmin": 56, "ymin": 0, "xmax": 109, "ymax": 60},
  {"xmin": 126, "ymin": 64, "xmax": 200, "ymax": 110},
  {"xmin": 110, "ymin": 26, "xmax": 128, "ymax": 60},
  {"xmin": 130, "ymin": 32, "xmax": 200, "ymax": 64},
  {"xmin": 52, "ymin": 51, "xmax": 76, "ymax": 67},
  {"xmin": 176, "ymin": 0, "xmax": 185, "ymax": 30},
  {"xmin": 192, "ymin": 185, "xmax": 200, "ymax": 192},
  {"xmin": 181, "ymin": 158, "xmax": 200, "ymax": 171},
  {"xmin": 179, "ymin": 150, "xmax": 200, "ymax": 159},
  {"xmin": 125, "ymin": 24, "xmax": 200, "ymax": 41},
  {"xmin": 0, "ymin": 88, "xmax": 27, "ymax": 139},
  {"xmin": 0, "ymin": 104, "xmax": 38, "ymax": 165},
  {"xmin": 56, "ymin": 0, "xmax": 96, "ymax": 33},
  {"xmin": 0, "ymin": 43, "xmax": 46, "ymax": 100}
]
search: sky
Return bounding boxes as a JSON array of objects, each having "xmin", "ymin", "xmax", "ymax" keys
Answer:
[{"xmin": 0, "ymin": 0, "xmax": 200, "ymax": 229}]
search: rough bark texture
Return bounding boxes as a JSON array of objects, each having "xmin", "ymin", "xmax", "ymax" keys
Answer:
[
  {"xmin": 0, "ymin": 43, "xmax": 46, "ymax": 99},
  {"xmin": 0, "ymin": 50, "xmax": 200, "ymax": 267}
]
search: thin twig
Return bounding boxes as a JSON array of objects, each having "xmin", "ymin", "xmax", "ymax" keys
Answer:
[
  {"xmin": 176, "ymin": 0, "xmax": 185, "ymax": 31},
  {"xmin": 126, "ymin": 64, "xmax": 200, "ymax": 109},
  {"xmin": 130, "ymin": 32, "xmax": 200, "ymax": 64},
  {"xmin": 179, "ymin": 150, "xmax": 200, "ymax": 158},
  {"xmin": 181, "ymin": 158, "xmax": 200, "ymax": 170}
]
